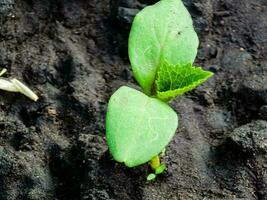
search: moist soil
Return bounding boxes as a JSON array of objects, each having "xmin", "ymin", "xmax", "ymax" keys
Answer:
[{"xmin": 0, "ymin": 0, "xmax": 267, "ymax": 199}]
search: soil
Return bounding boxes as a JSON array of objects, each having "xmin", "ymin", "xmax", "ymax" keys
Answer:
[{"xmin": 0, "ymin": 0, "xmax": 266, "ymax": 199}]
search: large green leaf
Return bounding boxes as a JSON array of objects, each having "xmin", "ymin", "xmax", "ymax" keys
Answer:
[
  {"xmin": 129, "ymin": 0, "xmax": 199, "ymax": 95},
  {"xmin": 156, "ymin": 60, "xmax": 213, "ymax": 101},
  {"xmin": 106, "ymin": 86, "xmax": 178, "ymax": 167}
]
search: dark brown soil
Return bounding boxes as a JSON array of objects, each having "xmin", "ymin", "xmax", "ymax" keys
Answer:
[{"xmin": 0, "ymin": 0, "xmax": 266, "ymax": 199}]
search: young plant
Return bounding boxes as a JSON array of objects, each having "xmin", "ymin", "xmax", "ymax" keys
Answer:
[{"xmin": 106, "ymin": 0, "xmax": 213, "ymax": 180}]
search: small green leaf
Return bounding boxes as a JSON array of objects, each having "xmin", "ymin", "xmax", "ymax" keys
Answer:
[
  {"xmin": 155, "ymin": 164, "xmax": 166, "ymax": 175},
  {"xmin": 129, "ymin": 0, "xmax": 199, "ymax": 95},
  {"xmin": 156, "ymin": 60, "xmax": 213, "ymax": 101},
  {"xmin": 147, "ymin": 173, "xmax": 157, "ymax": 181},
  {"xmin": 106, "ymin": 86, "xmax": 178, "ymax": 167}
]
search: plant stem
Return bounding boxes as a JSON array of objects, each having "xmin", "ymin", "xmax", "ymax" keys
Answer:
[{"xmin": 150, "ymin": 155, "xmax": 160, "ymax": 170}]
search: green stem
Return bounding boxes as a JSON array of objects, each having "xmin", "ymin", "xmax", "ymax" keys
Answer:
[{"xmin": 150, "ymin": 155, "xmax": 160, "ymax": 170}]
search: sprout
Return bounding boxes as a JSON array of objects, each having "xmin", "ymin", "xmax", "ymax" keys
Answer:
[{"xmin": 0, "ymin": 68, "xmax": 39, "ymax": 101}]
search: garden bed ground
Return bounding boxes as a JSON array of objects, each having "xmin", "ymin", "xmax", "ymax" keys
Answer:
[{"xmin": 0, "ymin": 0, "xmax": 266, "ymax": 199}]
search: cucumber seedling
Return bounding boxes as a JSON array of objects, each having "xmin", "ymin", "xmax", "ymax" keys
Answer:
[{"xmin": 106, "ymin": 0, "xmax": 213, "ymax": 180}]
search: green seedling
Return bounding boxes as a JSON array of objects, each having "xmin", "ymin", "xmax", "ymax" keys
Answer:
[
  {"xmin": 0, "ymin": 68, "xmax": 38, "ymax": 101},
  {"xmin": 106, "ymin": 0, "xmax": 213, "ymax": 180}
]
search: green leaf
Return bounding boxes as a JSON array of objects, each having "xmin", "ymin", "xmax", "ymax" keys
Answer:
[
  {"xmin": 147, "ymin": 173, "xmax": 157, "ymax": 181},
  {"xmin": 156, "ymin": 61, "xmax": 213, "ymax": 101},
  {"xmin": 155, "ymin": 164, "xmax": 166, "ymax": 175},
  {"xmin": 156, "ymin": 60, "xmax": 213, "ymax": 101},
  {"xmin": 106, "ymin": 86, "xmax": 178, "ymax": 167},
  {"xmin": 129, "ymin": 0, "xmax": 199, "ymax": 95}
]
